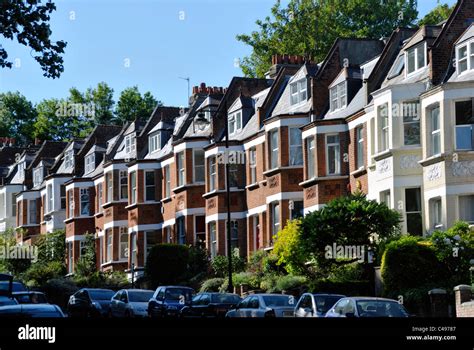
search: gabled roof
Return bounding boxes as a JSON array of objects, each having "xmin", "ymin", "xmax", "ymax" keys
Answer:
[{"xmin": 455, "ymin": 23, "xmax": 474, "ymax": 45}]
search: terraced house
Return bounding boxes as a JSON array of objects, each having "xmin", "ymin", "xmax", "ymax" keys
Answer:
[{"xmin": 1, "ymin": 0, "xmax": 473, "ymax": 277}]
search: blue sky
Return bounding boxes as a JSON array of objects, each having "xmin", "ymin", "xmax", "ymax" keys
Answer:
[{"xmin": 0, "ymin": 0, "xmax": 458, "ymax": 108}]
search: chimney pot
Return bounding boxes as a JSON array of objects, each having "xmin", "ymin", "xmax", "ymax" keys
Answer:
[{"xmin": 192, "ymin": 86, "xmax": 199, "ymax": 94}]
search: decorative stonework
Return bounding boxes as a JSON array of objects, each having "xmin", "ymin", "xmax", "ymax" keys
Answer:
[
  {"xmin": 305, "ymin": 187, "xmax": 316, "ymax": 200},
  {"xmin": 176, "ymin": 195, "xmax": 185, "ymax": 210},
  {"xmin": 268, "ymin": 176, "xmax": 279, "ymax": 188},
  {"xmin": 426, "ymin": 164, "xmax": 442, "ymax": 181},
  {"xmin": 207, "ymin": 198, "xmax": 216, "ymax": 210},
  {"xmin": 400, "ymin": 155, "xmax": 421, "ymax": 169},
  {"xmin": 452, "ymin": 161, "xmax": 474, "ymax": 177},
  {"xmin": 377, "ymin": 159, "xmax": 391, "ymax": 174}
]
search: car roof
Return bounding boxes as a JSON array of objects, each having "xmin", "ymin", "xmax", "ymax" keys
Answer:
[
  {"xmin": 12, "ymin": 291, "xmax": 44, "ymax": 295},
  {"xmin": 82, "ymin": 288, "xmax": 114, "ymax": 292},
  {"xmin": 309, "ymin": 293, "xmax": 346, "ymax": 297},
  {"xmin": 0, "ymin": 304, "xmax": 58, "ymax": 311},
  {"xmin": 343, "ymin": 297, "xmax": 399, "ymax": 302},
  {"xmin": 121, "ymin": 289, "xmax": 154, "ymax": 293},
  {"xmin": 160, "ymin": 286, "xmax": 194, "ymax": 289},
  {"xmin": 248, "ymin": 294, "xmax": 290, "ymax": 297}
]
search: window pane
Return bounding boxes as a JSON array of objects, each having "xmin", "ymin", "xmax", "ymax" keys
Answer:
[
  {"xmin": 417, "ymin": 45, "xmax": 426, "ymax": 69},
  {"xmin": 407, "ymin": 49, "xmax": 416, "ymax": 73},
  {"xmin": 307, "ymin": 137, "xmax": 315, "ymax": 178},
  {"xmin": 405, "ymin": 188, "xmax": 421, "ymax": 212},
  {"xmin": 289, "ymin": 128, "xmax": 303, "ymax": 165},
  {"xmin": 459, "ymin": 196, "xmax": 474, "ymax": 223},
  {"xmin": 458, "ymin": 46, "xmax": 468, "ymax": 72}
]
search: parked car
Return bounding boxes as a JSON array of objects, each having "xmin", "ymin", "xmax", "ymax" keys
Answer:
[
  {"xmin": 180, "ymin": 292, "xmax": 241, "ymax": 318},
  {"xmin": 294, "ymin": 293, "xmax": 345, "ymax": 317},
  {"xmin": 109, "ymin": 289, "xmax": 154, "ymax": 318},
  {"xmin": 0, "ymin": 273, "xmax": 18, "ymax": 307},
  {"xmin": 13, "ymin": 291, "xmax": 48, "ymax": 304},
  {"xmin": 325, "ymin": 297, "xmax": 410, "ymax": 318},
  {"xmin": 148, "ymin": 286, "xmax": 194, "ymax": 318},
  {"xmin": 0, "ymin": 304, "xmax": 65, "ymax": 318},
  {"xmin": 0, "ymin": 277, "xmax": 27, "ymax": 293},
  {"xmin": 226, "ymin": 294, "xmax": 295, "ymax": 318},
  {"xmin": 67, "ymin": 288, "xmax": 115, "ymax": 318}
]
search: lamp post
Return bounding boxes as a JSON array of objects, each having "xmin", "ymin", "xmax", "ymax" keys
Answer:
[{"xmin": 194, "ymin": 107, "xmax": 233, "ymax": 293}]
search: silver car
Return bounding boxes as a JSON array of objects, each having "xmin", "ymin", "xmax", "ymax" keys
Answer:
[
  {"xmin": 294, "ymin": 293, "xmax": 345, "ymax": 317},
  {"xmin": 109, "ymin": 289, "xmax": 154, "ymax": 318},
  {"xmin": 225, "ymin": 294, "xmax": 295, "ymax": 318},
  {"xmin": 325, "ymin": 297, "xmax": 410, "ymax": 318}
]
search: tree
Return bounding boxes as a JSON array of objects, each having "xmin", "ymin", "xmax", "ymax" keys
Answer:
[
  {"xmin": 0, "ymin": 0, "xmax": 67, "ymax": 78},
  {"xmin": 237, "ymin": 0, "xmax": 418, "ymax": 77},
  {"xmin": 418, "ymin": 2, "xmax": 455, "ymax": 26},
  {"xmin": 272, "ymin": 219, "xmax": 307, "ymax": 275},
  {"xmin": 114, "ymin": 86, "xmax": 160, "ymax": 125},
  {"xmin": 300, "ymin": 192, "xmax": 402, "ymax": 273},
  {"xmin": 85, "ymin": 82, "xmax": 115, "ymax": 125},
  {"xmin": 34, "ymin": 98, "xmax": 71, "ymax": 141},
  {"xmin": 0, "ymin": 92, "xmax": 37, "ymax": 145},
  {"xmin": 74, "ymin": 233, "xmax": 96, "ymax": 278}
]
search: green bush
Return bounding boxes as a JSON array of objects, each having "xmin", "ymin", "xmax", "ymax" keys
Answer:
[
  {"xmin": 381, "ymin": 235, "xmax": 448, "ymax": 295},
  {"xmin": 40, "ymin": 278, "xmax": 79, "ymax": 310},
  {"xmin": 247, "ymin": 250, "xmax": 268, "ymax": 275},
  {"xmin": 200, "ymin": 278, "xmax": 225, "ymax": 292},
  {"xmin": 262, "ymin": 254, "xmax": 285, "ymax": 275},
  {"xmin": 211, "ymin": 249, "xmax": 246, "ymax": 277},
  {"xmin": 273, "ymin": 219, "xmax": 307, "ymax": 274},
  {"xmin": 22, "ymin": 261, "xmax": 65, "ymax": 287},
  {"xmin": 74, "ymin": 271, "xmax": 128, "ymax": 290},
  {"xmin": 233, "ymin": 272, "xmax": 260, "ymax": 290},
  {"xmin": 145, "ymin": 244, "xmax": 189, "ymax": 288},
  {"xmin": 327, "ymin": 263, "xmax": 365, "ymax": 283},
  {"xmin": 274, "ymin": 275, "xmax": 307, "ymax": 293},
  {"xmin": 260, "ymin": 274, "xmax": 279, "ymax": 293}
]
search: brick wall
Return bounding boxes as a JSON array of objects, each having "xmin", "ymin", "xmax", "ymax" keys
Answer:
[{"xmin": 454, "ymin": 284, "xmax": 474, "ymax": 317}]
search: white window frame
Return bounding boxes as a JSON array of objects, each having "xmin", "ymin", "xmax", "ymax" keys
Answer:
[
  {"xmin": 119, "ymin": 170, "xmax": 128, "ymax": 200},
  {"xmin": 209, "ymin": 156, "xmax": 217, "ymax": 191},
  {"xmin": 454, "ymin": 99, "xmax": 474, "ymax": 151},
  {"xmin": 326, "ymin": 134, "xmax": 341, "ymax": 175},
  {"xmin": 47, "ymin": 184, "xmax": 53, "ymax": 213},
  {"xmin": 125, "ymin": 134, "xmax": 136, "ymax": 154},
  {"xmin": 164, "ymin": 165, "xmax": 171, "ymax": 197},
  {"xmin": 432, "ymin": 198, "xmax": 443, "ymax": 229},
  {"xmin": 380, "ymin": 190, "xmax": 391, "ymax": 208},
  {"xmin": 85, "ymin": 153, "xmax": 95, "ymax": 174},
  {"xmin": 33, "ymin": 167, "xmax": 43, "ymax": 187},
  {"xmin": 119, "ymin": 227, "xmax": 128, "ymax": 261},
  {"xmin": 356, "ymin": 126, "xmax": 364, "ymax": 169},
  {"xmin": 290, "ymin": 79, "xmax": 307, "ymax": 106},
  {"xmin": 80, "ymin": 188, "xmax": 90, "ymax": 216},
  {"xmin": 271, "ymin": 202, "xmax": 280, "ymax": 237},
  {"xmin": 330, "ymin": 81, "xmax": 347, "ymax": 112},
  {"xmin": 456, "ymin": 41, "xmax": 474, "ymax": 75},
  {"xmin": 177, "ymin": 152, "xmax": 185, "ymax": 187},
  {"xmin": 430, "ymin": 105, "xmax": 441, "ymax": 156},
  {"xmin": 144, "ymin": 170, "xmax": 156, "ymax": 202},
  {"xmin": 228, "ymin": 111, "xmax": 242, "ymax": 135},
  {"xmin": 130, "ymin": 171, "xmax": 137, "ymax": 204},
  {"xmin": 405, "ymin": 42, "xmax": 427, "ymax": 76},
  {"xmin": 29, "ymin": 199, "xmax": 37, "ymax": 225},
  {"xmin": 379, "ymin": 104, "xmax": 390, "ymax": 152},
  {"xmin": 68, "ymin": 189, "xmax": 74, "ymax": 218},
  {"xmin": 106, "ymin": 172, "xmax": 113, "ymax": 203},
  {"xmin": 249, "ymin": 147, "xmax": 257, "ymax": 184},
  {"xmin": 209, "ymin": 221, "xmax": 217, "ymax": 258},
  {"xmin": 193, "ymin": 149, "xmax": 205, "ymax": 183},
  {"xmin": 289, "ymin": 127, "xmax": 303, "ymax": 166},
  {"xmin": 402, "ymin": 101, "xmax": 420, "ymax": 146},
  {"xmin": 458, "ymin": 195, "xmax": 474, "ymax": 223},
  {"xmin": 149, "ymin": 132, "xmax": 161, "ymax": 153},
  {"xmin": 307, "ymin": 136, "xmax": 315, "ymax": 179},
  {"xmin": 64, "ymin": 150, "xmax": 74, "ymax": 169},
  {"xmin": 269, "ymin": 129, "xmax": 279, "ymax": 170},
  {"xmin": 97, "ymin": 182, "xmax": 104, "ymax": 213},
  {"xmin": 106, "ymin": 230, "xmax": 113, "ymax": 262}
]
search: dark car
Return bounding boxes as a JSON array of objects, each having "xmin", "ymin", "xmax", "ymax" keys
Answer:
[
  {"xmin": 0, "ymin": 304, "xmax": 65, "ymax": 318},
  {"xmin": 325, "ymin": 297, "xmax": 410, "ymax": 318},
  {"xmin": 294, "ymin": 293, "xmax": 345, "ymax": 317},
  {"xmin": 180, "ymin": 293, "xmax": 241, "ymax": 318},
  {"xmin": 13, "ymin": 291, "xmax": 48, "ymax": 305},
  {"xmin": 0, "ymin": 273, "xmax": 18, "ymax": 307},
  {"xmin": 67, "ymin": 288, "xmax": 115, "ymax": 317},
  {"xmin": 148, "ymin": 286, "xmax": 194, "ymax": 318}
]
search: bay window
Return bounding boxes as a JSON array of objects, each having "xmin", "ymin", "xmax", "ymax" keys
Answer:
[
  {"xmin": 145, "ymin": 171, "xmax": 156, "ymax": 201},
  {"xmin": 249, "ymin": 147, "xmax": 257, "ymax": 184},
  {"xmin": 164, "ymin": 165, "xmax": 171, "ymax": 197},
  {"xmin": 379, "ymin": 104, "xmax": 389, "ymax": 152},
  {"xmin": 326, "ymin": 134, "xmax": 340, "ymax": 175},
  {"xmin": 307, "ymin": 136, "xmax": 315, "ymax": 179},
  {"xmin": 430, "ymin": 105, "xmax": 441, "ymax": 156},
  {"xmin": 403, "ymin": 101, "xmax": 420, "ymax": 146},
  {"xmin": 193, "ymin": 149, "xmax": 205, "ymax": 182},
  {"xmin": 289, "ymin": 127, "xmax": 303, "ymax": 165},
  {"xmin": 119, "ymin": 170, "xmax": 128, "ymax": 200},
  {"xmin": 130, "ymin": 171, "xmax": 137, "ymax": 204},
  {"xmin": 80, "ymin": 188, "xmax": 90, "ymax": 216},
  {"xmin": 209, "ymin": 156, "xmax": 217, "ymax": 191},
  {"xmin": 177, "ymin": 152, "xmax": 185, "ymax": 186},
  {"xmin": 269, "ymin": 129, "xmax": 279, "ymax": 169},
  {"xmin": 356, "ymin": 127, "xmax": 364, "ymax": 168}
]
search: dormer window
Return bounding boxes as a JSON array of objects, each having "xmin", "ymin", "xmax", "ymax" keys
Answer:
[
  {"xmin": 65, "ymin": 150, "xmax": 74, "ymax": 169},
  {"xmin": 290, "ymin": 79, "xmax": 307, "ymax": 105},
  {"xmin": 228, "ymin": 111, "xmax": 242, "ymax": 135},
  {"xmin": 406, "ymin": 42, "xmax": 427, "ymax": 75},
  {"xmin": 85, "ymin": 153, "xmax": 95, "ymax": 174},
  {"xmin": 33, "ymin": 167, "xmax": 43, "ymax": 187},
  {"xmin": 149, "ymin": 132, "xmax": 161, "ymax": 153},
  {"xmin": 330, "ymin": 82, "xmax": 347, "ymax": 112},
  {"xmin": 456, "ymin": 41, "xmax": 474, "ymax": 74},
  {"xmin": 17, "ymin": 161, "xmax": 25, "ymax": 180},
  {"xmin": 125, "ymin": 134, "xmax": 136, "ymax": 154}
]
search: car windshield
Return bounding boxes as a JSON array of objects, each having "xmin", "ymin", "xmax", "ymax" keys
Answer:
[
  {"xmin": 16, "ymin": 293, "xmax": 48, "ymax": 304},
  {"xmin": 262, "ymin": 295, "xmax": 292, "ymax": 307},
  {"xmin": 89, "ymin": 290, "xmax": 114, "ymax": 300},
  {"xmin": 0, "ymin": 282, "xmax": 26, "ymax": 293},
  {"xmin": 356, "ymin": 300, "xmax": 409, "ymax": 317},
  {"xmin": 211, "ymin": 294, "xmax": 240, "ymax": 304},
  {"xmin": 314, "ymin": 296, "xmax": 343, "ymax": 314},
  {"xmin": 165, "ymin": 288, "xmax": 192, "ymax": 301},
  {"xmin": 128, "ymin": 291, "xmax": 154, "ymax": 302}
]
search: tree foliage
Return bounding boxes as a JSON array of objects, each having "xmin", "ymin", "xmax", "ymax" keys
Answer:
[
  {"xmin": 0, "ymin": 0, "xmax": 67, "ymax": 78},
  {"xmin": 237, "ymin": 0, "xmax": 418, "ymax": 77},
  {"xmin": 418, "ymin": 2, "xmax": 455, "ymax": 26},
  {"xmin": 115, "ymin": 86, "xmax": 159, "ymax": 125},
  {"xmin": 300, "ymin": 192, "xmax": 401, "ymax": 273},
  {"xmin": 0, "ymin": 92, "xmax": 37, "ymax": 145},
  {"xmin": 272, "ymin": 219, "xmax": 307, "ymax": 275}
]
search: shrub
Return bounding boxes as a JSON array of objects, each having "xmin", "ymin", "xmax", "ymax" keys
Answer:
[
  {"xmin": 326, "ymin": 263, "xmax": 364, "ymax": 283},
  {"xmin": 145, "ymin": 244, "xmax": 189, "ymax": 288},
  {"xmin": 309, "ymin": 280, "xmax": 371, "ymax": 296},
  {"xmin": 274, "ymin": 275, "xmax": 307, "ymax": 293},
  {"xmin": 22, "ymin": 261, "xmax": 65, "ymax": 287},
  {"xmin": 273, "ymin": 219, "xmax": 307, "ymax": 274},
  {"xmin": 40, "ymin": 278, "xmax": 79, "ymax": 310},
  {"xmin": 260, "ymin": 274, "xmax": 279, "ymax": 293},
  {"xmin": 233, "ymin": 272, "xmax": 260, "ymax": 290},
  {"xmin": 262, "ymin": 254, "xmax": 285, "ymax": 275},
  {"xmin": 247, "ymin": 250, "xmax": 268, "ymax": 275},
  {"xmin": 211, "ymin": 249, "xmax": 246, "ymax": 277},
  {"xmin": 381, "ymin": 235, "xmax": 448, "ymax": 295},
  {"xmin": 200, "ymin": 278, "xmax": 225, "ymax": 292}
]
